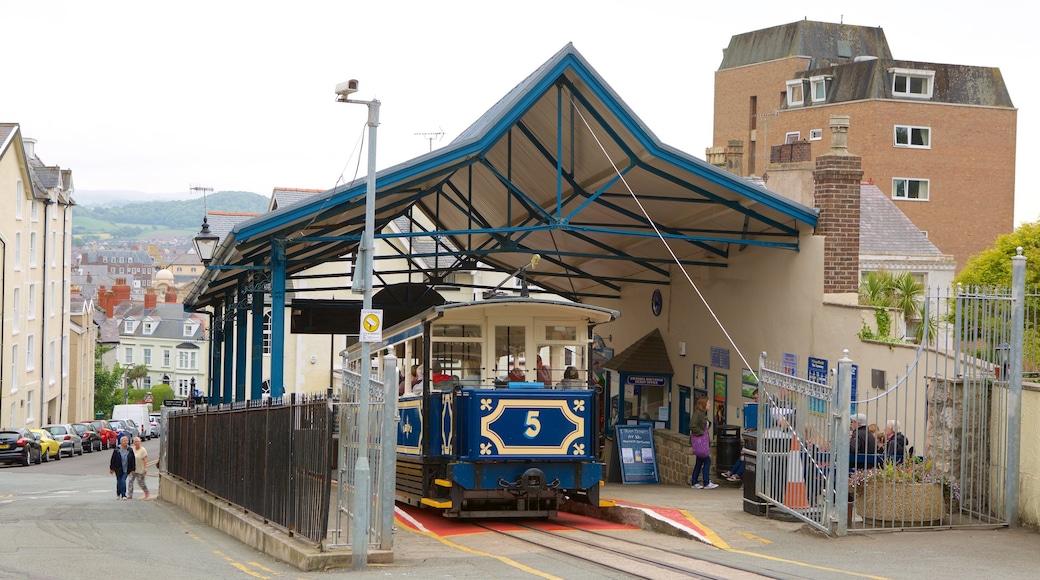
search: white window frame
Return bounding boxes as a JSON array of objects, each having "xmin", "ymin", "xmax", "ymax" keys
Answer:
[
  {"xmin": 183, "ymin": 321, "xmax": 194, "ymax": 338},
  {"xmin": 785, "ymin": 131, "xmax": 801, "ymax": 144},
  {"xmin": 890, "ymin": 68, "xmax": 935, "ymax": 99},
  {"xmin": 809, "ymin": 129, "xmax": 823, "ymax": 141},
  {"xmin": 26, "ymin": 390, "xmax": 33, "ymax": 422},
  {"xmin": 48, "ymin": 340, "xmax": 56, "ymax": 385},
  {"xmin": 124, "ymin": 319, "xmax": 134, "ymax": 333},
  {"xmin": 125, "ymin": 346, "xmax": 133, "ymax": 365},
  {"xmin": 785, "ymin": 80, "xmax": 805, "ymax": 106},
  {"xmin": 15, "ymin": 180, "xmax": 23, "ymax": 219},
  {"xmin": 51, "ymin": 231, "xmax": 57, "ymax": 267},
  {"xmin": 10, "ymin": 344, "xmax": 19, "ymax": 392},
  {"xmin": 163, "ymin": 349, "xmax": 171, "ymax": 367},
  {"xmin": 263, "ymin": 311, "xmax": 273, "ymax": 355},
  {"xmin": 27, "ymin": 284, "xmax": 36, "ymax": 320},
  {"xmin": 143, "ymin": 321, "xmax": 154, "ymax": 334},
  {"xmin": 26, "ymin": 335, "xmax": 35, "ymax": 371},
  {"xmin": 14, "ymin": 232, "xmax": 21, "ymax": 271},
  {"xmin": 50, "ymin": 280, "xmax": 56, "ymax": 317},
  {"xmin": 143, "ymin": 348, "xmax": 152, "ymax": 365},
  {"xmin": 30, "ymin": 200, "xmax": 39, "ymax": 221},
  {"xmin": 29, "ymin": 232, "xmax": 37, "ymax": 268},
  {"xmin": 178, "ymin": 350, "xmax": 198, "ymax": 370},
  {"xmin": 894, "ymin": 125, "xmax": 931, "ymax": 149},
  {"xmin": 809, "ymin": 75, "xmax": 829, "ymax": 103},
  {"xmin": 12, "ymin": 288, "xmax": 20, "ymax": 334},
  {"xmin": 892, "ymin": 177, "xmax": 930, "ymax": 201},
  {"xmin": 143, "ymin": 376, "xmax": 152, "ymax": 389}
]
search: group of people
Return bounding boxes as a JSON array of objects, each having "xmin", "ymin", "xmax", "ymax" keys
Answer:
[
  {"xmin": 108, "ymin": 434, "xmax": 149, "ymax": 500},
  {"xmin": 850, "ymin": 414, "xmax": 912, "ymax": 457}
]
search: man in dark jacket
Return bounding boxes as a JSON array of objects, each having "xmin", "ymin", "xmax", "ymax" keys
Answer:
[
  {"xmin": 849, "ymin": 413, "xmax": 878, "ymax": 457},
  {"xmin": 109, "ymin": 436, "xmax": 136, "ymax": 500},
  {"xmin": 884, "ymin": 419, "xmax": 912, "ymax": 458}
]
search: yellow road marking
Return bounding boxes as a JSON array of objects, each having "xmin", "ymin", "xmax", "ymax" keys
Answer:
[
  {"xmin": 740, "ymin": 532, "xmax": 771, "ymax": 544},
  {"xmin": 723, "ymin": 548, "xmax": 892, "ymax": 580},
  {"xmin": 679, "ymin": 509, "xmax": 731, "ymax": 549},
  {"xmin": 215, "ymin": 551, "xmax": 270, "ymax": 579},
  {"xmin": 678, "ymin": 512, "xmax": 890, "ymax": 579},
  {"xmin": 184, "ymin": 531, "xmax": 204, "ymax": 543},
  {"xmin": 397, "ymin": 517, "xmax": 562, "ymax": 580},
  {"xmin": 248, "ymin": 562, "xmax": 277, "ymax": 573}
]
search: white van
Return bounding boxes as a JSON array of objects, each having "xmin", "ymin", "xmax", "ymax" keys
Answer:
[{"xmin": 112, "ymin": 404, "xmax": 153, "ymax": 440}]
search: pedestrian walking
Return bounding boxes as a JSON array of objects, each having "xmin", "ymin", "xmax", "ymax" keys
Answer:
[
  {"xmin": 109, "ymin": 436, "xmax": 136, "ymax": 500},
  {"xmin": 127, "ymin": 436, "xmax": 150, "ymax": 500}
]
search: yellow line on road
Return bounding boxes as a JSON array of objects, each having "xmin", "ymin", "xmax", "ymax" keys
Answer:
[
  {"xmin": 722, "ymin": 548, "xmax": 892, "ymax": 580},
  {"xmin": 215, "ymin": 551, "xmax": 270, "ymax": 579},
  {"xmin": 739, "ymin": 532, "xmax": 771, "ymax": 544},
  {"xmin": 398, "ymin": 519, "xmax": 562, "ymax": 580}
]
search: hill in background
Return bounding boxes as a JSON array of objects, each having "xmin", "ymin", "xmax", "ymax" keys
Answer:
[{"xmin": 72, "ymin": 190, "xmax": 270, "ymax": 242}]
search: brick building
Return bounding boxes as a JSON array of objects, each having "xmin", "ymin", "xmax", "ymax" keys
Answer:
[{"xmin": 711, "ymin": 19, "xmax": 1017, "ymax": 270}]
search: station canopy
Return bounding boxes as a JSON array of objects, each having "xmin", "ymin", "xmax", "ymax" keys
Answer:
[{"xmin": 186, "ymin": 43, "xmax": 817, "ymax": 310}]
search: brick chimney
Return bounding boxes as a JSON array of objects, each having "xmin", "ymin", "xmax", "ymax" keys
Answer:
[
  {"xmin": 113, "ymin": 277, "xmax": 131, "ymax": 303},
  {"xmin": 814, "ymin": 115, "xmax": 862, "ymax": 295},
  {"xmin": 102, "ymin": 289, "xmax": 116, "ymax": 318},
  {"xmin": 165, "ymin": 288, "xmax": 178, "ymax": 303},
  {"xmin": 144, "ymin": 287, "xmax": 157, "ymax": 309}
]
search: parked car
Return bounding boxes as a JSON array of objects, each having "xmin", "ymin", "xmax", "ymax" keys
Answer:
[
  {"xmin": 107, "ymin": 420, "xmax": 138, "ymax": 443},
  {"xmin": 30, "ymin": 429, "xmax": 62, "ymax": 462},
  {"xmin": 70, "ymin": 423, "xmax": 102, "ymax": 452},
  {"xmin": 0, "ymin": 428, "xmax": 42, "ymax": 466},
  {"xmin": 86, "ymin": 420, "xmax": 117, "ymax": 449},
  {"xmin": 112, "ymin": 404, "xmax": 152, "ymax": 440},
  {"xmin": 41, "ymin": 424, "xmax": 84, "ymax": 457},
  {"xmin": 146, "ymin": 418, "xmax": 160, "ymax": 439}
]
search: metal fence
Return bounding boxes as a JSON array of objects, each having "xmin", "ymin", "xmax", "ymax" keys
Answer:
[
  {"xmin": 330, "ymin": 359, "xmax": 397, "ymax": 551},
  {"xmin": 757, "ymin": 279, "xmax": 1019, "ymax": 535},
  {"xmin": 165, "ymin": 394, "xmax": 335, "ymax": 546}
]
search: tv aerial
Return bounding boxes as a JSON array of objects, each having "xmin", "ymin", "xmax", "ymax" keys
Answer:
[{"xmin": 414, "ymin": 127, "xmax": 445, "ymax": 152}]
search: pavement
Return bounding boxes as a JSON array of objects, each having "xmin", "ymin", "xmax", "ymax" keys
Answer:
[{"xmin": 560, "ymin": 478, "xmax": 1040, "ymax": 580}]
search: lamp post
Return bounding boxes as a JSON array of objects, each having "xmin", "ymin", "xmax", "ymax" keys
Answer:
[{"xmin": 335, "ymin": 78, "xmax": 379, "ymax": 570}]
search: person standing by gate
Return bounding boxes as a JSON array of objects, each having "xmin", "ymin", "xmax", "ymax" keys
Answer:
[
  {"xmin": 127, "ymin": 436, "xmax": 150, "ymax": 500},
  {"xmin": 690, "ymin": 398, "xmax": 718, "ymax": 489},
  {"xmin": 108, "ymin": 436, "xmax": 136, "ymax": 500}
]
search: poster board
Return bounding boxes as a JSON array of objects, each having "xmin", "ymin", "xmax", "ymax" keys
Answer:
[{"xmin": 614, "ymin": 424, "xmax": 659, "ymax": 484}]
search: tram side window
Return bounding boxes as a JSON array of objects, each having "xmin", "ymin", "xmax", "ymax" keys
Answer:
[
  {"xmin": 495, "ymin": 325, "xmax": 527, "ymax": 383},
  {"xmin": 432, "ymin": 322, "xmax": 483, "ymax": 387},
  {"xmin": 538, "ymin": 324, "xmax": 586, "ymax": 388}
]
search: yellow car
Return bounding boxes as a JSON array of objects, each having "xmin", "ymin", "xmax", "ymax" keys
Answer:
[{"xmin": 30, "ymin": 429, "xmax": 62, "ymax": 462}]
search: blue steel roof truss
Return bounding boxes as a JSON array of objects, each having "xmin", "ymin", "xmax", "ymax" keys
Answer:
[{"xmin": 188, "ymin": 45, "xmax": 816, "ymax": 310}]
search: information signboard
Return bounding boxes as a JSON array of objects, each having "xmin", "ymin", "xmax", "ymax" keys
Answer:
[{"xmin": 614, "ymin": 424, "xmax": 659, "ymax": 484}]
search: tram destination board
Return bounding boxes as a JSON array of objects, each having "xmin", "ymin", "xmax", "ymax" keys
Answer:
[{"xmin": 614, "ymin": 424, "xmax": 659, "ymax": 484}]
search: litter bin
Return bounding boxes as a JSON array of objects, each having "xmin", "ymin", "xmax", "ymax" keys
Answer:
[
  {"xmin": 716, "ymin": 425, "xmax": 741, "ymax": 473},
  {"xmin": 742, "ymin": 432, "xmax": 768, "ymax": 516}
]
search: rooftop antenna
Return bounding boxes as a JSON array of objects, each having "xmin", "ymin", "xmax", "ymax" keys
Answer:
[
  {"xmin": 414, "ymin": 127, "xmax": 444, "ymax": 152},
  {"xmin": 190, "ymin": 184, "xmax": 213, "ymax": 213}
]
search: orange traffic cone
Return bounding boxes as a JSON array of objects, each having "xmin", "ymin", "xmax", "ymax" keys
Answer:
[{"xmin": 784, "ymin": 434, "xmax": 810, "ymax": 510}]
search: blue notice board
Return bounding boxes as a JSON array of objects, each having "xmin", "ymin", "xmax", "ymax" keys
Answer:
[{"xmin": 615, "ymin": 424, "xmax": 660, "ymax": 484}]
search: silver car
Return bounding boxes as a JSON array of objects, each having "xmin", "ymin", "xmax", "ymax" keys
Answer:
[{"xmin": 41, "ymin": 424, "xmax": 84, "ymax": 457}]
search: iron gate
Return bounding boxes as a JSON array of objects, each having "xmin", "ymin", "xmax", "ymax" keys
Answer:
[{"xmin": 757, "ymin": 278, "xmax": 1020, "ymax": 535}]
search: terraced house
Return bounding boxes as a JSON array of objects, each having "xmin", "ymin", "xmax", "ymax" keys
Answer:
[{"xmin": 0, "ymin": 125, "xmax": 81, "ymax": 428}]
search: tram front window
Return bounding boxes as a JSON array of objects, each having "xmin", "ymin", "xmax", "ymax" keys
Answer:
[{"xmin": 495, "ymin": 325, "xmax": 527, "ymax": 383}]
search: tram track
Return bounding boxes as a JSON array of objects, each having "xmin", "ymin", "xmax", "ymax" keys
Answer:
[{"xmin": 473, "ymin": 520, "xmax": 775, "ymax": 580}]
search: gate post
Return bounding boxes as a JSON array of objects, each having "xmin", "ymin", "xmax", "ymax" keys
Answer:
[
  {"xmin": 832, "ymin": 350, "xmax": 853, "ymax": 536},
  {"xmin": 1007, "ymin": 248, "xmax": 1025, "ymax": 527},
  {"xmin": 380, "ymin": 354, "xmax": 398, "ymax": 550}
]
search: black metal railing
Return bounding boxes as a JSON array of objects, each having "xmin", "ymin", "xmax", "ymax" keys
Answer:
[{"xmin": 166, "ymin": 394, "xmax": 334, "ymax": 547}]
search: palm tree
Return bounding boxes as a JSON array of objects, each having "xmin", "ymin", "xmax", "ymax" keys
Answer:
[{"xmin": 858, "ymin": 271, "xmax": 930, "ymax": 342}]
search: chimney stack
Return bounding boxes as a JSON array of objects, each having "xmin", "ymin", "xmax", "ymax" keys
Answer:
[
  {"xmin": 144, "ymin": 287, "xmax": 157, "ymax": 309},
  {"xmin": 814, "ymin": 115, "xmax": 862, "ymax": 295}
]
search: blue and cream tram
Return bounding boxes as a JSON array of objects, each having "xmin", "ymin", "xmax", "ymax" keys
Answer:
[{"xmin": 347, "ymin": 297, "xmax": 618, "ymax": 518}]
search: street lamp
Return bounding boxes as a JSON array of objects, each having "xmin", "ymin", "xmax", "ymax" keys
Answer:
[
  {"xmin": 336, "ymin": 78, "xmax": 379, "ymax": 571},
  {"xmin": 193, "ymin": 216, "xmax": 219, "ymax": 265}
]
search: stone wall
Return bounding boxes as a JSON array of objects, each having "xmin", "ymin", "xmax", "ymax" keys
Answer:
[{"xmin": 653, "ymin": 429, "xmax": 709, "ymax": 485}]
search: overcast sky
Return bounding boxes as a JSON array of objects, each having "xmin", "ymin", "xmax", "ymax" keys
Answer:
[{"xmin": 3, "ymin": 1, "xmax": 1036, "ymax": 223}]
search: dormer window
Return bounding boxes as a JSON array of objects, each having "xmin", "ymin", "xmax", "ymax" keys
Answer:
[
  {"xmin": 143, "ymin": 321, "xmax": 154, "ymax": 334},
  {"xmin": 890, "ymin": 68, "xmax": 935, "ymax": 99},
  {"xmin": 183, "ymin": 321, "xmax": 195, "ymax": 337},
  {"xmin": 809, "ymin": 75, "xmax": 829, "ymax": 103},
  {"xmin": 786, "ymin": 80, "xmax": 805, "ymax": 106},
  {"xmin": 124, "ymin": 319, "xmax": 135, "ymax": 333}
]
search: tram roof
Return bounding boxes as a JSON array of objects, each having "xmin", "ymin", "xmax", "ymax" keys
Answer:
[{"xmin": 186, "ymin": 43, "xmax": 818, "ymax": 309}]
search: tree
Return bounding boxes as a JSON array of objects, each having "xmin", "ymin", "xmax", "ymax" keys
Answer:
[
  {"xmin": 858, "ymin": 270, "xmax": 929, "ymax": 343},
  {"xmin": 93, "ymin": 348, "xmax": 123, "ymax": 419},
  {"xmin": 954, "ymin": 220, "xmax": 1040, "ymax": 288},
  {"xmin": 126, "ymin": 364, "xmax": 150, "ymax": 389}
]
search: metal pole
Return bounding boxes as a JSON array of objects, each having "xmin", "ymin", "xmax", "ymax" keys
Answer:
[
  {"xmin": 833, "ymin": 350, "xmax": 853, "ymax": 537},
  {"xmin": 380, "ymin": 354, "xmax": 398, "ymax": 550},
  {"xmin": 1007, "ymin": 247, "xmax": 1025, "ymax": 527},
  {"xmin": 352, "ymin": 98, "xmax": 379, "ymax": 570}
]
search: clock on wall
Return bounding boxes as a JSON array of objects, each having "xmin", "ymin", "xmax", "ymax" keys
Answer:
[{"xmin": 651, "ymin": 289, "xmax": 663, "ymax": 316}]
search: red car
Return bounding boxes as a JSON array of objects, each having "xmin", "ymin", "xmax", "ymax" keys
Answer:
[{"xmin": 84, "ymin": 420, "xmax": 117, "ymax": 449}]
